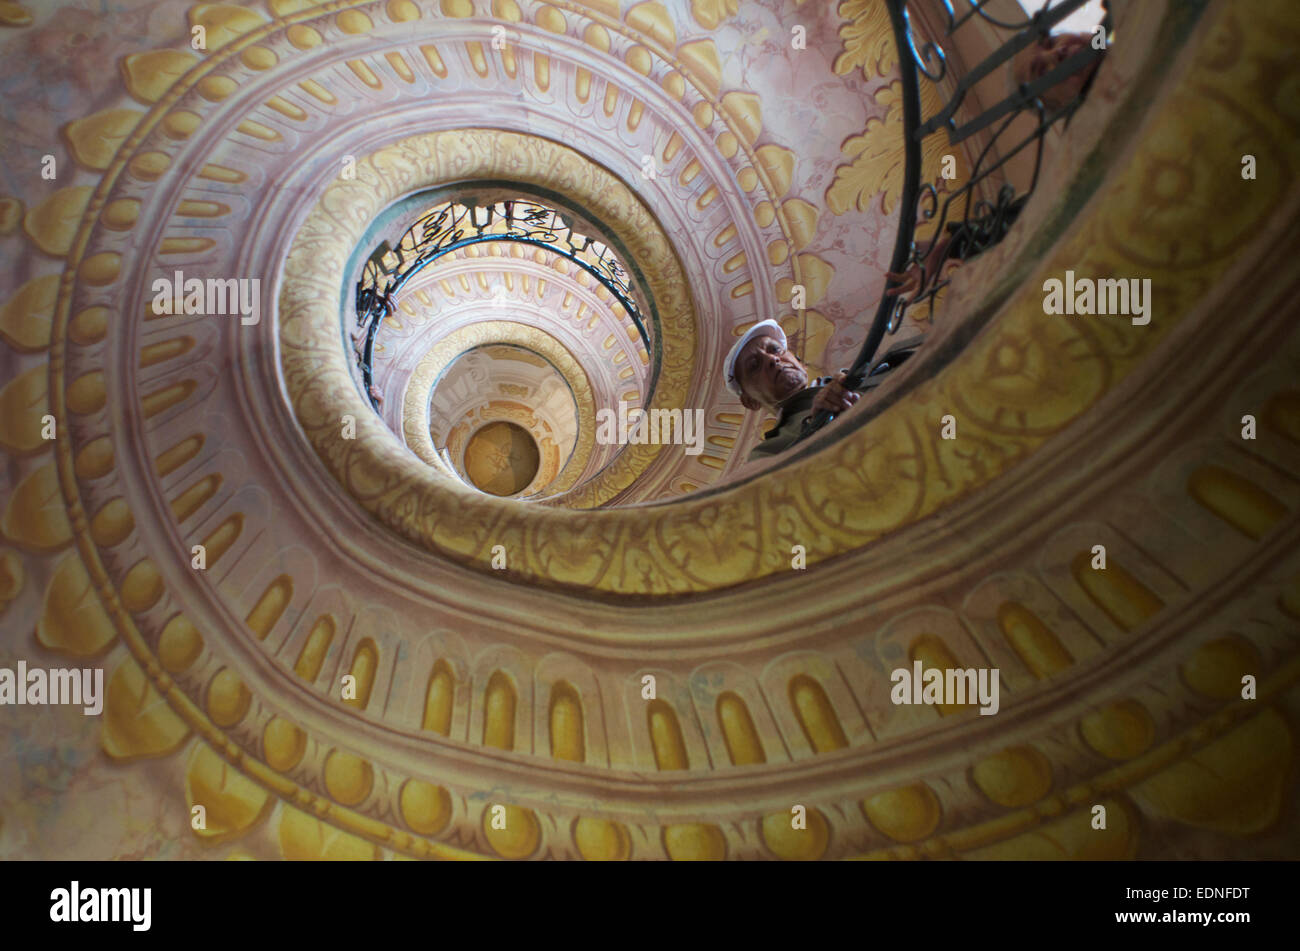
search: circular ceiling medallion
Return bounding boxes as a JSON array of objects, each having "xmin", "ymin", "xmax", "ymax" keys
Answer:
[{"xmin": 464, "ymin": 422, "xmax": 541, "ymax": 497}]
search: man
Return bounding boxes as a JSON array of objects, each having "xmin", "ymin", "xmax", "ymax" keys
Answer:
[{"xmin": 724, "ymin": 320, "xmax": 921, "ymax": 462}]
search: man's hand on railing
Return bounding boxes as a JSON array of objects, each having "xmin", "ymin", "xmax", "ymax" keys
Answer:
[
  {"xmin": 884, "ymin": 233, "xmax": 963, "ymax": 303},
  {"xmin": 810, "ymin": 371, "xmax": 861, "ymax": 416}
]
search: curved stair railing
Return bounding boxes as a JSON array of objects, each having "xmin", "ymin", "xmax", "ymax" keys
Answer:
[
  {"xmin": 794, "ymin": 0, "xmax": 1111, "ymax": 445},
  {"xmin": 350, "ymin": 196, "xmax": 653, "ymax": 412}
]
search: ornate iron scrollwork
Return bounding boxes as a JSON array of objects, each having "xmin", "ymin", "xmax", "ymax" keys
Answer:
[
  {"xmin": 352, "ymin": 197, "xmax": 652, "ymax": 411},
  {"xmin": 794, "ymin": 0, "xmax": 1111, "ymax": 446}
]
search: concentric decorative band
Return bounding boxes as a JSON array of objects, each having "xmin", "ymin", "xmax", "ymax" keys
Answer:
[{"xmin": 401, "ymin": 320, "xmax": 599, "ymax": 497}]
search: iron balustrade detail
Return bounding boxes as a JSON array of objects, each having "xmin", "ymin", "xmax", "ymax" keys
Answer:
[
  {"xmin": 352, "ymin": 197, "xmax": 652, "ymax": 411},
  {"xmin": 794, "ymin": 0, "xmax": 1110, "ymax": 444}
]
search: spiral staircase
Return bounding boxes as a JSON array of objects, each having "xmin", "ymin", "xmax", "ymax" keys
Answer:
[{"xmin": 0, "ymin": 0, "xmax": 1298, "ymax": 861}]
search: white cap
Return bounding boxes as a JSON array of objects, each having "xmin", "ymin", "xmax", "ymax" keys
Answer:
[{"xmin": 724, "ymin": 319, "xmax": 787, "ymax": 398}]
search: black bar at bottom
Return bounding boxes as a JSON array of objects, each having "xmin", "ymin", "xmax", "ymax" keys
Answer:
[{"xmin": 5, "ymin": 859, "xmax": 1286, "ymax": 939}]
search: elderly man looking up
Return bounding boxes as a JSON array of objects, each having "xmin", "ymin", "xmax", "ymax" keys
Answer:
[{"xmin": 725, "ymin": 320, "xmax": 921, "ymax": 463}]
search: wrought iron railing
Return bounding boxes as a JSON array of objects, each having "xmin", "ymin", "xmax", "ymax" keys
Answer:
[
  {"xmin": 351, "ymin": 196, "xmax": 652, "ymax": 411},
  {"xmin": 794, "ymin": 0, "xmax": 1110, "ymax": 444}
]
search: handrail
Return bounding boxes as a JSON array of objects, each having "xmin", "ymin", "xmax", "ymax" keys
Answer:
[
  {"xmin": 793, "ymin": 0, "xmax": 1110, "ymax": 446},
  {"xmin": 350, "ymin": 196, "xmax": 652, "ymax": 412}
]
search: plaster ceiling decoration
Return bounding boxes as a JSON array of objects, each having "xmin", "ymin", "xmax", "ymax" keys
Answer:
[
  {"xmin": 0, "ymin": 0, "xmax": 1297, "ymax": 868},
  {"xmin": 463, "ymin": 420, "xmax": 542, "ymax": 496},
  {"xmin": 375, "ymin": 243, "xmax": 651, "ymax": 421},
  {"xmin": 398, "ymin": 317, "xmax": 606, "ymax": 497},
  {"xmin": 368, "ymin": 237, "xmax": 652, "ymax": 499},
  {"xmin": 430, "ymin": 344, "xmax": 581, "ymax": 498}
]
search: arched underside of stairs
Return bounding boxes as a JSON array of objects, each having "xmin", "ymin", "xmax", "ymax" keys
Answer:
[{"xmin": 0, "ymin": 0, "xmax": 1298, "ymax": 860}]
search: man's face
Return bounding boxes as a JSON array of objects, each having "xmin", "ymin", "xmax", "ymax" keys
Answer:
[
  {"xmin": 734, "ymin": 334, "xmax": 808, "ymax": 410},
  {"xmin": 1014, "ymin": 31, "xmax": 1098, "ymax": 112}
]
